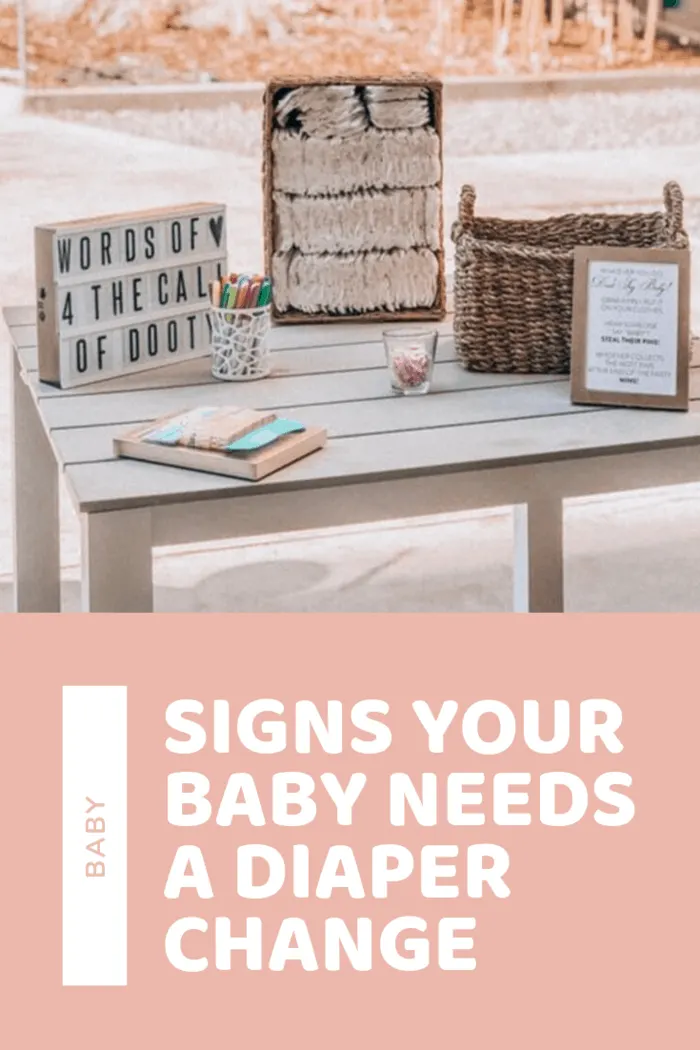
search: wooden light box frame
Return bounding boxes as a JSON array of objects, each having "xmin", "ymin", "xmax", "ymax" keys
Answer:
[{"xmin": 36, "ymin": 203, "xmax": 227, "ymax": 389}]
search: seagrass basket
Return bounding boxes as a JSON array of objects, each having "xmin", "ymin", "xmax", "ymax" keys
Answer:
[{"xmin": 451, "ymin": 181, "xmax": 689, "ymax": 373}]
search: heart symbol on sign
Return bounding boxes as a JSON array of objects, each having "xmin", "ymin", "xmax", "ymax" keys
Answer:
[{"xmin": 209, "ymin": 215, "xmax": 224, "ymax": 248}]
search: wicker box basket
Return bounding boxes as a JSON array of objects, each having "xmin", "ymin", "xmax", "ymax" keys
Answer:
[
  {"xmin": 451, "ymin": 182, "xmax": 689, "ymax": 373},
  {"xmin": 263, "ymin": 74, "xmax": 446, "ymax": 325}
]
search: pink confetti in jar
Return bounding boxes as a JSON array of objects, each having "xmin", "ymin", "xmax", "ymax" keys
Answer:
[{"xmin": 383, "ymin": 329, "xmax": 438, "ymax": 395}]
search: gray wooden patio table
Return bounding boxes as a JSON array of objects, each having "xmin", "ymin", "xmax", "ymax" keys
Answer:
[{"xmin": 6, "ymin": 303, "xmax": 700, "ymax": 613}]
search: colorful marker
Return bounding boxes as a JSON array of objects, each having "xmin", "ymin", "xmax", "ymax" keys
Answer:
[
  {"xmin": 211, "ymin": 273, "xmax": 273, "ymax": 310},
  {"xmin": 258, "ymin": 277, "xmax": 272, "ymax": 307},
  {"xmin": 233, "ymin": 276, "xmax": 250, "ymax": 308}
]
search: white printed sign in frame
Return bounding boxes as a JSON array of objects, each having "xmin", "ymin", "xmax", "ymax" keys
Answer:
[
  {"xmin": 36, "ymin": 204, "xmax": 227, "ymax": 388},
  {"xmin": 571, "ymin": 245, "xmax": 691, "ymax": 411}
]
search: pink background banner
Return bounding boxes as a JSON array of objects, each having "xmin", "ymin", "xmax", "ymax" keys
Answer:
[{"xmin": 3, "ymin": 614, "xmax": 697, "ymax": 1049}]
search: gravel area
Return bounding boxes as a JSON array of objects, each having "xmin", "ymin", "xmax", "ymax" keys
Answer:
[
  {"xmin": 52, "ymin": 87, "xmax": 700, "ymax": 159},
  {"xmin": 446, "ymin": 88, "xmax": 700, "ymax": 156}
]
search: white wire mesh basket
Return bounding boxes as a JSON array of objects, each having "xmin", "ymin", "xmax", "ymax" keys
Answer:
[{"xmin": 209, "ymin": 305, "xmax": 271, "ymax": 381}]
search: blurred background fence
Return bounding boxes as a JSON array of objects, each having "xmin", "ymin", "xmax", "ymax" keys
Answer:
[{"xmin": 0, "ymin": 1, "xmax": 699, "ymax": 87}]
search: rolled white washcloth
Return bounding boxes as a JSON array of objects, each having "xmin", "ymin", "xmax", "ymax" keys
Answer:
[
  {"xmin": 273, "ymin": 187, "xmax": 441, "ymax": 254},
  {"xmin": 275, "ymin": 85, "xmax": 368, "ymax": 138},
  {"xmin": 271, "ymin": 126, "xmax": 442, "ymax": 196},
  {"xmin": 364, "ymin": 84, "xmax": 431, "ymax": 129},
  {"xmin": 272, "ymin": 248, "xmax": 439, "ymax": 315}
]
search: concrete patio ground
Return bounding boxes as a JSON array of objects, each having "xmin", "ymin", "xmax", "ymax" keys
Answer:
[{"xmin": 2, "ymin": 84, "xmax": 700, "ymax": 612}]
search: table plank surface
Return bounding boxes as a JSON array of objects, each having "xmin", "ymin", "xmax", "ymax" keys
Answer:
[
  {"xmin": 6, "ymin": 305, "xmax": 700, "ymax": 514},
  {"xmin": 50, "ymin": 382, "xmax": 595, "ymax": 466}
]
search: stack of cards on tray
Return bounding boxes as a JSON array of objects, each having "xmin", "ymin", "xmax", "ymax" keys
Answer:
[
  {"xmin": 114, "ymin": 405, "xmax": 327, "ymax": 481},
  {"xmin": 211, "ymin": 273, "xmax": 273, "ymax": 311}
]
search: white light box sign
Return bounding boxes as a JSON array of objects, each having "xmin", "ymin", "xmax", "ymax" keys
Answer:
[{"xmin": 35, "ymin": 204, "xmax": 227, "ymax": 388}]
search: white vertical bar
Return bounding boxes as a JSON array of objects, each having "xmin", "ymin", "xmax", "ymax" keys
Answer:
[{"xmin": 62, "ymin": 686, "xmax": 127, "ymax": 986}]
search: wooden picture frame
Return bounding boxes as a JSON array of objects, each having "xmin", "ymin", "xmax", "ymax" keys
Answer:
[
  {"xmin": 571, "ymin": 245, "xmax": 691, "ymax": 411},
  {"xmin": 263, "ymin": 74, "xmax": 445, "ymax": 326}
]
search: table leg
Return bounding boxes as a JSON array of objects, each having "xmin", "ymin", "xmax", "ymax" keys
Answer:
[
  {"xmin": 11, "ymin": 349, "xmax": 61, "ymax": 612},
  {"xmin": 81, "ymin": 509, "xmax": 154, "ymax": 612},
  {"xmin": 513, "ymin": 498, "xmax": 564, "ymax": 613}
]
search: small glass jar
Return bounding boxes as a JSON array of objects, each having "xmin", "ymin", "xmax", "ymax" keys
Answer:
[{"xmin": 383, "ymin": 329, "xmax": 438, "ymax": 395}]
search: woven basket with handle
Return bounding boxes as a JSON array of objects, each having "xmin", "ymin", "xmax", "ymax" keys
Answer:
[{"xmin": 451, "ymin": 182, "xmax": 689, "ymax": 373}]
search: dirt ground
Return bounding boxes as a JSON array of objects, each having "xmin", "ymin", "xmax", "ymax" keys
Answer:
[{"xmin": 1, "ymin": 2, "xmax": 700, "ymax": 87}]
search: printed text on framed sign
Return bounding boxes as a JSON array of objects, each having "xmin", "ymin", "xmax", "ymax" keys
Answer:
[{"xmin": 571, "ymin": 245, "xmax": 691, "ymax": 411}]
